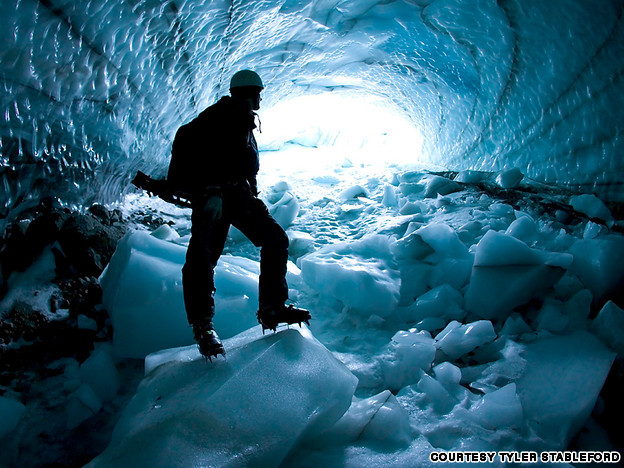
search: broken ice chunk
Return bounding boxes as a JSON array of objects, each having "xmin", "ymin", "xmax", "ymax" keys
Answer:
[
  {"xmin": 495, "ymin": 168, "xmax": 524, "ymax": 189},
  {"xmin": 391, "ymin": 231, "xmax": 434, "ymax": 260},
  {"xmin": 408, "ymin": 284, "xmax": 464, "ymax": 323},
  {"xmin": 416, "ymin": 373, "xmax": 457, "ymax": 414},
  {"xmin": 466, "ymin": 230, "xmax": 572, "ymax": 321},
  {"xmin": 90, "ymin": 328, "xmax": 357, "ymax": 467},
  {"xmin": 569, "ymin": 235, "xmax": 624, "ymax": 304},
  {"xmin": 423, "ymin": 175, "xmax": 462, "ymax": 198},
  {"xmin": 288, "ymin": 230, "xmax": 315, "ymax": 258},
  {"xmin": 496, "ymin": 167, "xmax": 524, "ymax": 189},
  {"xmin": 399, "ymin": 201, "xmax": 426, "ymax": 215},
  {"xmin": 150, "ymin": 224, "xmax": 180, "ymax": 241},
  {"xmin": 516, "ymin": 330, "xmax": 615, "ymax": 446},
  {"xmin": 360, "ymin": 392, "xmax": 412, "ymax": 447},
  {"xmin": 433, "ymin": 362, "xmax": 462, "ymax": 395},
  {"xmin": 414, "ymin": 316, "xmax": 447, "ymax": 333},
  {"xmin": 499, "ymin": 314, "xmax": 532, "ymax": 336},
  {"xmin": 77, "ymin": 314, "xmax": 98, "ymax": 331},
  {"xmin": 79, "ymin": 346, "xmax": 121, "ymax": 402},
  {"xmin": 417, "ymin": 222, "xmax": 470, "ymax": 259},
  {"xmin": 99, "ymin": 231, "xmax": 263, "ymax": 358},
  {"xmin": 383, "ymin": 330, "xmax": 436, "ymax": 389},
  {"xmin": 472, "ymin": 230, "xmax": 542, "ymax": 266},
  {"xmin": 434, "ymin": 320, "xmax": 496, "ymax": 360},
  {"xmin": 312, "ymin": 390, "xmax": 411, "ymax": 448},
  {"xmin": 470, "ymin": 383, "xmax": 523, "ymax": 430},
  {"xmin": 583, "ymin": 221, "xmax": 604, "ymax": 239},
  {"xmin": 535, "ymin": 300, "xmax": 569, "ymax": 333},
  {"xmin": 66, "ymin": 383, "xmax": 102, "ymax": 429},
  {"xmin": 505, "ymin": 215, "xmax": 538, "ymax": 243},
  {"xmin": 338, "ymin": 184, "xmax": 368, "ymax": 200},
  {"xmin": 592, "ymin": 301, "xmax": 624, "ymax": 354},
  {"xmin": 569, "ymin": 193, "xmax": 614, "ymax": 226},
  {"xmin": 382, "ymin": 183, "xmax": 398, "ymax": 207},
  {"xmin": 455, "ymin": 170, "xmax": 487, "ymax": 184},
  {"xmin": 299, "ymin": 236, "xmax": 401, "ymax": 316},
  {"xmin": 268, "ymin": 189, "xmax": 299, "ymax": 228},
  {"xmin": 467, "ymin": 339, "xmax": 528, "ymax": 392}
]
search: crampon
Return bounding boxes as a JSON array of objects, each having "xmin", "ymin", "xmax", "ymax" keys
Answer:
[
  {"xmin": 257, "ymin": 304, "xmax": 311, "ymax": 333},
  {"xmin": 193, "ymin": 326, "xmax": 225, "ymax": 362}
]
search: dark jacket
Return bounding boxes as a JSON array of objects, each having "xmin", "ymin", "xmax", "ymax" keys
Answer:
[{"xmin": 168, "ymin": 96, "xmax": 259, "ymax": 197}]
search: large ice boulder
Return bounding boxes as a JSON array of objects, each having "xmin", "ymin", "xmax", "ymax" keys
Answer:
[
  {"xmin": 299, "ymin": 235, "xmax": 400, "ymax": 317},
  {"xmin": 423, "ymin": 175, "xmax": 462, "ymax": 198},
  {"xmin": 465, "ymin": 230, "xmax": 573, "ymax": 321},
  {"xmin": 469, "ymin": 383, "xmax": 523, "ymax": 430},
  {"xmin": 88, "ymin": 327, "xmax": 358, "ymax": 467},
  {"xmin": 311, "ymin": 390, "xmax": 411, "ymax": 449},
  {"xmin": 392, "ymin": 223, "xmax": 473, "ymax": 302},
  {"xmin": 383, "ymin": 330, "xmax": 436, "ymax": 390},
  {"xmin": 406, "ymin": 284, "xmax": 465, "ymax": 324},
  {"xmin": 495, "ymin": 167, "xmax": 524, "ymax": 189},
  {"xmin": 516, "ymin": 330, "xmax": 615, "ymax": 447},
  {"xmin": 505, "ymin": 215, "xmax": 539, "ymax": 243},
  {"xmin": 99, "ymin": 230, "xmax": 264, "ymax": 358},
  {"xmin": 568, "ymin": 235, "xmax": 624, "ymax": 304},
  {"xmin": 65, "ymin": 345, "xmax": 122, "ymax": 430},
  {"xmin": 79, "ymin": 346, "xmax": 121, "ymax": 402},
  {"xmin": 265, "ymin": 181, "xmax": 300, "ymax": 228},
  {"xmin": 592, "ymin": 301, "xmax": 624, "ymax": 355},
  {"xmin": 455, "ymin": 170, "xmax": 487, "ymax": 184},
  {"xmin": 569, "ymin": 193, "xmax": 614, "ymax": 226},
  {"xmin": 434, "ymin": 320, "xmax": 497, "ymax": 361}
]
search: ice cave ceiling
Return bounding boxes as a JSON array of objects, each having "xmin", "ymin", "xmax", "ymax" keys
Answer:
[{"xmin": 1, "ymin": 0, "xmax": 623, "ymax": 222}]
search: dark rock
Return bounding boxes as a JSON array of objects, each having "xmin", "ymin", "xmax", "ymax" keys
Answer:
[
  {"xmin": 88, "ymin": 204, "xmax": 112, "ymax": 225},
  {"xmin": 136, "ymin": 211, "xmax": 169, "ymax": 229},
  {"xmin": 24, "ymin": 205, "xmax": 70, "ymax": 257},
  {"xmin": 0, "ymin": 220, "xmax": 32, "ymax": 278},
  {"xmin": 58, "ymin": 213, "xmax": 125, "ymax": 277},
  {"xmin": 1, "ymin": 203, "xmax": 126, "ymax": 291},
  {"xmin": 49, "ymin": 289, "xmax": 69, "ymax": 314},
  {"xmin": 0, "ymin": 199, "xmax": 70, "ymax": 299},
  {"xmin": 0, "ymin": 318, "xmax": 97, "ymax": 392},
  {"xmin": 57, "ymin": 276, "xmax": 104, "ymax": 323},
  {"xmin": 0, "ymin": 301, "xmax": 48, "ymax": 344}
]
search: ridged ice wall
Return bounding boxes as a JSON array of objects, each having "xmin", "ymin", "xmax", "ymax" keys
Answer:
[{"xmin": 1, "ymin": 0, "xmax": 623, "ymax": 223}]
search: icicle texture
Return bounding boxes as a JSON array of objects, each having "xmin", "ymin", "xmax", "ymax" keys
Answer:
[{"xmin": 1, "ymin": 0, "xmax": 624, "ymax": 224}]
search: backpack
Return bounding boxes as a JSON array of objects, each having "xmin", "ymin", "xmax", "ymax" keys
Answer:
[{"xmin": 167, "ymin": 123, "xmax": 197, "ymax": 193}]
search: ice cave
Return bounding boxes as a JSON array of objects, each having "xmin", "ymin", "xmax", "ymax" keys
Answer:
[{"xmin": 1, "ymin": 0, "xmax": 624, "ymax": 466}]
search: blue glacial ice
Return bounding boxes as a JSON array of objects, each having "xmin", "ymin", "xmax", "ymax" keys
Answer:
[
  {"xmin": 1, "ymin": 0, "xmax": 624, "ymax": 223},
  {"xmin": 1, "ymin": 0, "xmax": 624, "ymax": 466}
]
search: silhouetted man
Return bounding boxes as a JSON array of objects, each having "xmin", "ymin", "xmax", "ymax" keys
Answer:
[{"xmin": 168, "ymin": 70, "xmax": 310, "ymax": 359}]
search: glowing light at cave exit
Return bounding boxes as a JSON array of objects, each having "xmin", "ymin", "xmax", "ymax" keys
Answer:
[{"xmin": 256, "ymin": 91, "xmax": 426, "ymax": 184}]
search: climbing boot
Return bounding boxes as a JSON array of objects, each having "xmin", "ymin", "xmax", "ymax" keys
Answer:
[
  {"xmin": 257, "ymin": 304, "xmax": 311, "ymax": 333},
  {"xmin": 192, "ymin": 321, "xmax": 225, "ymax": 361}
]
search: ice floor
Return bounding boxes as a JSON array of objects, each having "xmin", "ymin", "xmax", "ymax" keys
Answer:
[
  {"xmin": 98, "ymin": 150, "xmax": 622, "ymax": 465},
  {"xmin": 1, "ymin": 149, "xmax": 623, "ymax": 466}
]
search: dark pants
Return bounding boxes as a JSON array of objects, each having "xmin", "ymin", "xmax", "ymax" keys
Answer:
[{"xmin": 182, "ymin": 187, "xmax": 289, "ymax": 326}]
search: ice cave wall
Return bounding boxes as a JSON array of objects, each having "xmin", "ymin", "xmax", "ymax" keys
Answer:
[{"xmin": 1, "ymin": 0, "xmax": 623, "ymax": 225}]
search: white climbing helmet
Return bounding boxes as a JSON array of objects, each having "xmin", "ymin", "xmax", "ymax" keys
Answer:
[{"xmin": 230, "ymin": 70, "xmax": 264, "ymax": 90}]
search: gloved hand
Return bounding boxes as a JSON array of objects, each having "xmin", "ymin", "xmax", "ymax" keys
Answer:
[{"xmin": 203, "ymin": 195, "xmax": 223, "ymax": 221}]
